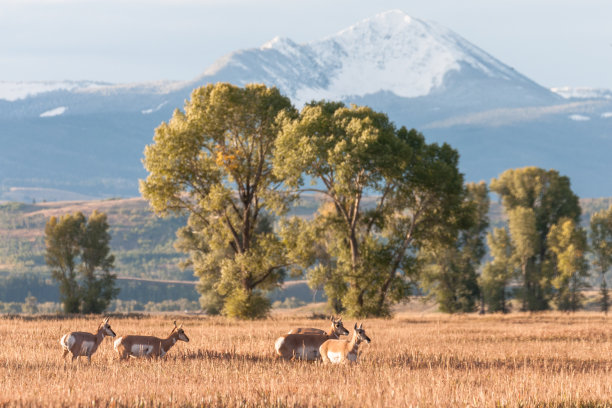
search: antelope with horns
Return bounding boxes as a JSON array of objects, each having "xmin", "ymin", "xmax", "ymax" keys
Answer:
[
  {"xmin": 114, "ymin": 321, "xmax": 189, "ymax": 360},
  {"xmin": 287, "ymin": 316, "xmax": 345, "ymax": 335},
  {"xmin": 275, "ymin": 316, "xmax": 349, "ymax": 360},
  {"xmin": 60, "ymin": 317, "xmax": 116, "ymax": 362},
  {"xmin": 319, "ymin": 322, "xmax": 371, "ymax": 364}
]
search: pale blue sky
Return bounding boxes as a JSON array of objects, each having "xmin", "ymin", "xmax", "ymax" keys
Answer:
[{"xmin": 1, "ymin": 0, "xmax": 611, "ymax": 89}]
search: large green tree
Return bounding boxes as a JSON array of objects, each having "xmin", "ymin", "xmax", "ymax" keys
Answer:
[
  {"xmin": 589, "ymin": 205, "xmax": 612, "ymax": 314},
  {"xmin": 45, "ymin": 211, "xmax": 117, "ymax": 314},
  {"xmin": 274, "ymin": 101, "xmax": 466, "ymax": 317},
  {"xmin": 547, "ymin": 218, "xmax": 588, "ymax": 311},
  {"xmin": 421, "ymin": 182, "xmax": 490, "ymax": 313},
  {"xmin": 140, "ymin": 83, "xmax": 298, "ymax": 319},
  {"xmin": 490, "ymin": 167, "xmax": 581, "ymax": 311}
]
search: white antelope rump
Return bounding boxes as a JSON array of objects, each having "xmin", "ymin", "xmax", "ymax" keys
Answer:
[
  {"xmin": 59, "ymin": 317, "xmax": 116, "ymax": 362},
  {"xmin": 287, "ymin": 316, "xmax": 345, "ymax": 335},
  {"xmin": 114, "ymin": 321, "xmax": 189, "ymax": 360},
  {"xmin": 319, "ymin": 322, "xmax": 371, "ymax": 364},
  {"xmin": 275, "ymin": 317, "xmax": 349, "ymax": 361}
]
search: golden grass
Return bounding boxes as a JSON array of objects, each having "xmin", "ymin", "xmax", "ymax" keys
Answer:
[{"xmin": 1, "ymin": 313, "xmax": 612, "ymax": 407}]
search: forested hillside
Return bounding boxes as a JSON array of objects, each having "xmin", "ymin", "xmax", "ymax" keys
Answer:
[
  {"xmin": 0, "ymin": 194, "xmax": 610, "ymax": 309},
  {"xmin": 0, "ymin": 195, "xmax": 323, "ymax": 307}
]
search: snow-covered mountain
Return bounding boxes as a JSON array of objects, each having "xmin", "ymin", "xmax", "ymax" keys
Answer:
[{"xmin": 1, "ymin": 10, "xmax": 611, "ymax": 199}]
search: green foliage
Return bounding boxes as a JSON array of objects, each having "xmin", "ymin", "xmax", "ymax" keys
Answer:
[
  {"xmin": 141, "ymin": 83, "xmax": 300, "ymax": 319},
  {"xmin": 44, "ymin": 211, "xmax": 118, "ymax": 313},
  {"xmin": 421, "ymin": 182, "xmax": 489, "ymax": 313},
  {"xmin": 490, "ymin": 167, "xmax": 581, "ymax": 311},
  {"xmin": 222, "ymin": 288, "xmax": 271, "ymax": 319},
  {"xmin": 275, "ymin": 101, "xmax": 466, "ymax": 317},
  {"xmin": 548, "ymin": 218, "xmax": 589, "ymax": 311},
  {"xmin": 480, "ymin": 228, "xmax": 514, "ymax": 313},
  {"xmin": 589, "ymin": 205, "xmax": 612, "ymax": 314}
]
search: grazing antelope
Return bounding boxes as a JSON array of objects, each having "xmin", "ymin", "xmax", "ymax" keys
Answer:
[
  {"xmin": 319, "ymin": 322, "xmax": 371, "ymax": 364},
  {"xmin": 275, "ymin": 316, "xmax": 349, "ymax": 360},
  {"xmin": 114, "ymin": 321, "xmax": 189, "ymax": 360},
  {"xmin": 287, "ymin": 316, "xmax": 345, "ymax": 335},
  {"xmin": 59, "ymin": 317, "xmax": 116, "ymax": 363}
]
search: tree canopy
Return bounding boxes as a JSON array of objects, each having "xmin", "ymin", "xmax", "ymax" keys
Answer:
[
  {"xmin": 141, "ymin": 83, "xmax": 299, "ymax": 318},
  {"xmin": 589, "ymin": 205, "xmax": 612, "ymax": 313},
  {"xmin": 490, "ymin": 167, "xmax": 581, "ymax": 311},
  {"xmin": 274, "ymin": 101, "xmax": 467, "ymax": 317},
  {"xmin": 45, "ymin": 211, "xmax": 117, "ymax": 314}
]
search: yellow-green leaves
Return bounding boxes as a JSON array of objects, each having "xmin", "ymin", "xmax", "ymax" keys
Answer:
[
  {"xmin": 491, "ymin": 166, "xmax": 583, "ymax": 311},
  {"xmin": 140, "ymin": 83, "xmax": 297, "ymax": 319}
]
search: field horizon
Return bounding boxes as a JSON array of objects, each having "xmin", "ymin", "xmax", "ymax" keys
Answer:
[{"xmin": 2, "ymin": 312, "xmax": 612, "ymax": 407}]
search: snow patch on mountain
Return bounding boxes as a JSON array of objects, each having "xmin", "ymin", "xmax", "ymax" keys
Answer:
[
  {"xmin": 187, "ymin": 9, "xmax": 554, "ymax": 110},
  {"xmin": 0, "ymin": 81, "xmax": 109, "ymax": 101},
  {"xmin": 142, "ymin": 101, "xmax": 168, "ymax": 114},
  {"xmin": 40, "ymin": 107, "xmax": 67, "ymax": 117},
  {"xmin": 569, "ymin": 114, "xmax": 590, "ymax": 121},
  {"xmin": 285, "ymin": 10, "xmax": 525, "ymax": 104},
  {"xmin": 552, "ymin": 87, "xmax": 612, "ymax": 100}
]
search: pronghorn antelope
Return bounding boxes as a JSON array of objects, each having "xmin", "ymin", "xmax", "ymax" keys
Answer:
[
  {"xmin": 287, "ymin": 316, "xmax": 345, "ymax": 335},
  {"xmin": 59, "ymin": 317, "xmax": 116, "ymax": 362},
  {"xmin": 319, "ymin": 322, "xmax": 371, "ymax": 364},
  {"xmin": 275, "ymin": 316, "xmax": 349, "ymax": 360},
  {"xmin": 114, "ymin": 321, "xmax": 189, "ymax": 360}
]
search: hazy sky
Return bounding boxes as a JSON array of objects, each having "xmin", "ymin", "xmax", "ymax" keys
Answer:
[{"xmin": 1, "ymin": 0, "xmax": 611, "ymax": 89}]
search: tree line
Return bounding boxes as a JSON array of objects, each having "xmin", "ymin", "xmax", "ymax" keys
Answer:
[
  {"xmin": 45, "ymin": 82, "xmax": 612, "ymax": 319},
  {"xmin": 136, "ymin": 82, "xmax": 612, "ymax": 319}
]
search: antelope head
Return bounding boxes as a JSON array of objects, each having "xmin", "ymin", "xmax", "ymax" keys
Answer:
[
  {"xmin": 99, "ymin": 317, "xmax": 116, "ymax": 338},
  {"xmin": 353, "ymin": 323, "xmax": 371, "ymax": 344},
  {"xmin": 331, "ymin": 316, "xmax": 350, "ymax": 337},
  {"xmin": 172, "ymin": 321, "xmax": 190, "ymax": 342}
]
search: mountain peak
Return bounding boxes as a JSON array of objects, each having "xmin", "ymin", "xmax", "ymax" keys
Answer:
[
  {"xmin": 261, "ymin": 36, "xmax": 298, "ymax": 51},
  {"xmin": 336, "ymin": 9, "xmax": 415, "ymax": 37}
]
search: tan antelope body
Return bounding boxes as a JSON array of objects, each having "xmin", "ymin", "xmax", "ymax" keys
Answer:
[
  {"xmin": 59, "ymin": 317, "xmax": 116, "ymax": 362},
  {"xmin": 287, "ymin": 316, "xmax": 345, "ymax": 335},
  {"xmin": 275, "ymin": 317, "xmax": 349, "ymax": 360},
  {"xmin": 114, "ymin": 322, "xmax": 189, "ymax": 360},
  {"xmin": 319, "ymin": 323, "xmax": 371, "ymax": 364}
]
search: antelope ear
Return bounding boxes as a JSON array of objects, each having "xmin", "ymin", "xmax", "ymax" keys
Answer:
[
  {"xmin": 178, "ymin": 323, "xmax": 183, "ymax": 330},
  {"xmin": 354, "ymin": 323, "xmax": 357, "ymax": 330},
  {"xmin": 359, "ymin": 323, "xmax": 363, "ymax": 330},
  {"xmin": 103, "ymin": 317, "xmax": 109, "ymax": 324}
]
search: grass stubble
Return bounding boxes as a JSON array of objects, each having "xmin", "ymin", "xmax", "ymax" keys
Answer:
[{"xmin": 0, "ymin": 313, "xmax": 612, "ymax": 407}]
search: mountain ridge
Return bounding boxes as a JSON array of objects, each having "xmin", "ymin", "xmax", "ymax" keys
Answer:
[{"xmin": 1, "ymin": 10, "xmax": 611, "ymax": 199}]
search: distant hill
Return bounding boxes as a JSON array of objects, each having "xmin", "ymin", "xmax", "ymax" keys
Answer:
[
  {"xmin": 1, "ymin": 10, "xmax": 611, "ymax": 200},
  {"xmin": 2, "ymin": 194, "xmax": 612, "ymax": 306},
  {"xmin": 0, "ymin": 195, "xmax": 329, "ymax": 305}
]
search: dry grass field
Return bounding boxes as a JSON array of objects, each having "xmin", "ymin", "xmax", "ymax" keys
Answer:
[{"xmin": 1, "ymin": 313, "xmax": 612, "ymax": 407}]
